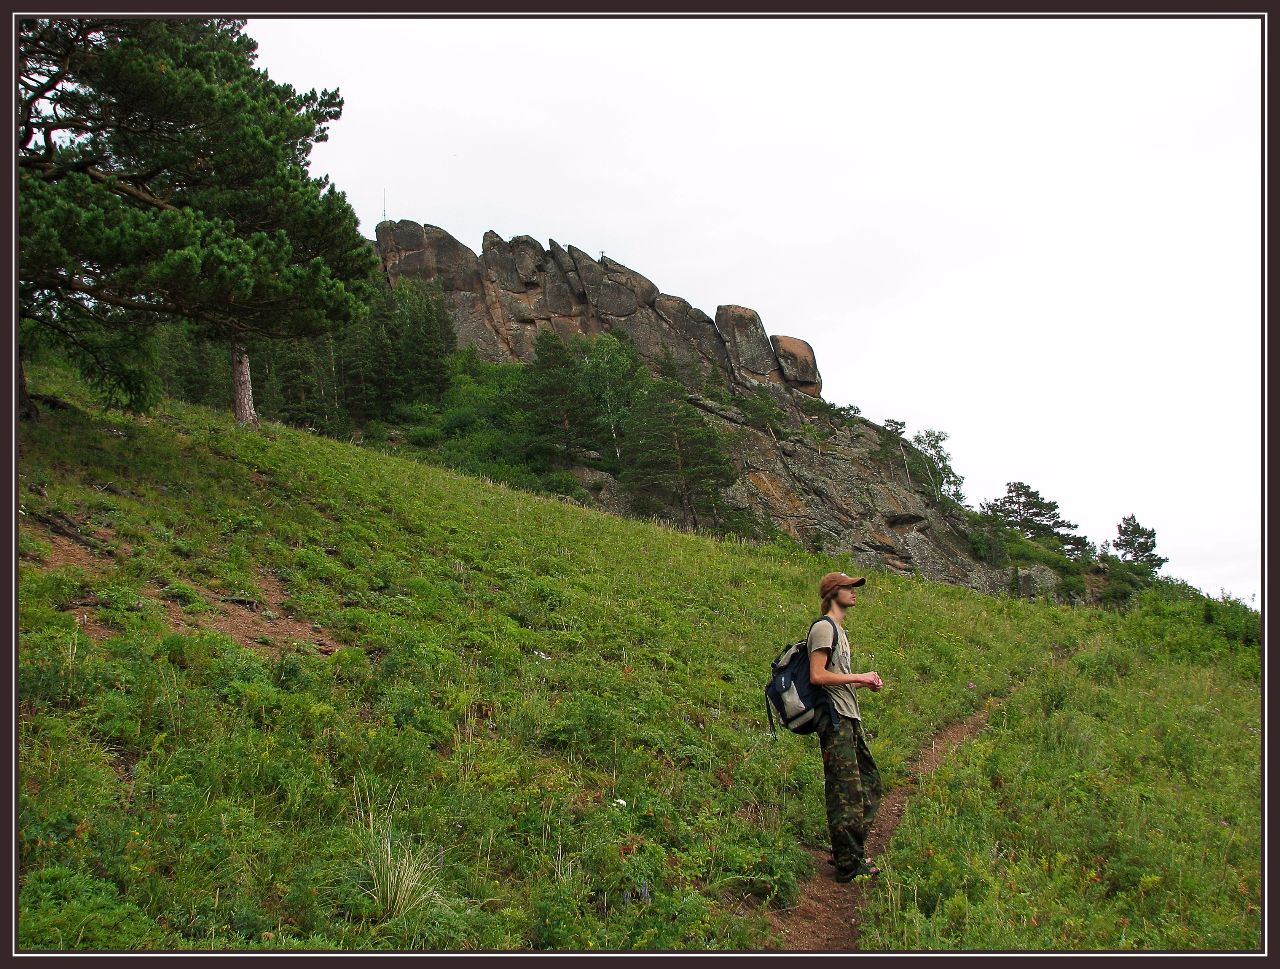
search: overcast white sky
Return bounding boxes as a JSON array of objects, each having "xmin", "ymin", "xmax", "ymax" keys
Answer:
[{"xmin": 246, "ymin": 16, "xmax": 1263, "ymax": 605}]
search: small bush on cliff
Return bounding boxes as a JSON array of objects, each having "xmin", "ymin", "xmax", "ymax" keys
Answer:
[
  {"xmin": 796, "ymin": 395, "xmax": 861, "ymax": 427},
  {"xmin": 966, "ymin": 515, "xmax": 1012, "ymax": 567},
  {"xmin": 908, "ymin": 429, "xmax": 966, "ymax": 508},
  {"xmin": 732, "ymin": 387, "xmax": 789, "ymax": 438}
]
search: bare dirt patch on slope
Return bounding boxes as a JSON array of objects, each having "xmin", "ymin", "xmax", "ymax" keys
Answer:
[
  {"xmin": 23, "ymin": 522, "xmax": 337, "ymax": 656},
  {"xmin": 172, "ymin": 572, "xmax": 339, "ymax": 657}
]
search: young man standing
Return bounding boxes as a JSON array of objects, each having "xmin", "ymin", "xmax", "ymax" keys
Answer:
[{"xmin": 808, "ymin": 571, "xmax": 884, "ymax": 883}]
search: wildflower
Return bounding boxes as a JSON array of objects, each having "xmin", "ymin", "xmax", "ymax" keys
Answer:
[{"xmin": 612, "ymin": 798, "xmax": 627, "ymax": 807}]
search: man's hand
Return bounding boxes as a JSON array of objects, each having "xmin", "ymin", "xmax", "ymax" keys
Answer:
[{"xmin": 863, "ymin": 671, "xmax": 883, "ymax": 691}]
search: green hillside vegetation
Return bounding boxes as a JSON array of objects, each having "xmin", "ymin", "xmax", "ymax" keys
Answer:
[
  {"xmin": 17, "ymin": 362, "xmax": 1260, "ymax": 951},
  {"xmin": 861, "ymin": 593, "xmax": 1261, "ymax": 950},
  {"xmin": 153, "ymin": 322, "xmax": 761, "ymax": 540},
  {"xmin": 142, "ymin": 271, "xmax": 1189, "ymax": 612}
]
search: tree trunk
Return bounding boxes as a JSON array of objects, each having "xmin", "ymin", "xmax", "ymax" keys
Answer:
[
  {"xmin": 18, "ymin": 353, "xmax": 37, "ymax": 421},
  {"xmin": 231, "ymin": 343, "xmax": 259, "ymax": 426},
  {"xmin": 672, "ymin": 430, "xmax": 700, "ymax": 530}
]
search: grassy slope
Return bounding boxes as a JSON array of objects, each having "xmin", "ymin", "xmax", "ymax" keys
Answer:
[
  {"xmin": 17, "ymin": 364, "xmax": 1261, "ymax": 951},
  {"xmin": 860, "ymin": 643, "xmax": 1261, "ymax": 950}
]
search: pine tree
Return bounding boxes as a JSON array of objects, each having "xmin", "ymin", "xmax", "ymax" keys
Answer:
[
  {"xmin": 522, "ymin": 330, "xmax": 588, "ymax": 462},
  {"xmin": 619, "ymin": 379, "xmax": 737, "ymax": 529},
  {"xmin": 18, "ymin": 18, "xmax": 377, "ymax": 417},
  {"xmin": 981, "ymin": 481, "xmax": 1079, "ymax": 543},
  {"xmin": 1113, "ymin": 514, "xmax": 1168, "ymax": 575},
  {"xmin": 388, "ymin": 277, "xmax": 455, "ymax": 407}
]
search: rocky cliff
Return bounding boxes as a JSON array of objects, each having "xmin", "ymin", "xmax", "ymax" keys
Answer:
[
  {"xmin": 375, "ymin": 221, "xmax": 822, "ymax": 398},
  {"xmin": 374, "ymin": 219, "xmax": 1026, "ymax": 596}
]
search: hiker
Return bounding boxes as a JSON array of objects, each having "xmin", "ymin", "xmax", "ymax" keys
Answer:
[{"xmin": 809, "ymin": 571, "xmax": 884, "ymax": 883}]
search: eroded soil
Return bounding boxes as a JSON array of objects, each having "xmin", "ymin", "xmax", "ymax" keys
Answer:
[{"xmin": 21, "ymin": 519, "xmax": 337, "ymax": 656}]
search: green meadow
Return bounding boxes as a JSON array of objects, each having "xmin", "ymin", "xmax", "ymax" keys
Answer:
[{"xmin": 17, "ymin": 363, "xmax": 1261, "ymax": 951}]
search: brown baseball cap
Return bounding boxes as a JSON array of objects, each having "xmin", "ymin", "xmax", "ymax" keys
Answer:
[{"xmin": 820, "ymin": 572, "xmax": 866, "ymax": 598}]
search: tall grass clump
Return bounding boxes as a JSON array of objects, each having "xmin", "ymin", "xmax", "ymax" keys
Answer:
[{"xmin": 352, "ymin": 779, "xmax": 449, "ymax": 923}]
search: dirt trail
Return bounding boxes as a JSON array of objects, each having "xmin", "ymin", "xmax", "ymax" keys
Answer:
[{"xmin": 763, "ymin": 702, "xmax": 998, "ymax": 951}]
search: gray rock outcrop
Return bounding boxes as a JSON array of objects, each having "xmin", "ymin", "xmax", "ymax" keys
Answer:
[{"xmin": 374, "ymin": 220, "xmax": 816, "ymax": 396}]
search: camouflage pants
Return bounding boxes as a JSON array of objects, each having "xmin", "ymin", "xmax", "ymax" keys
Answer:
[{"xmin": 815, "ymin": 707, "xmax": 882, "ymax": 869}]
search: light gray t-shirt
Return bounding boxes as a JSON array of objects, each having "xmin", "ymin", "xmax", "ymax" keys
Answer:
[{"xmin": 806, "ymin": 617, "xmax": 861, "ymax": 721}]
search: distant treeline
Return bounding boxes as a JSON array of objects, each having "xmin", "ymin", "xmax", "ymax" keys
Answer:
[
  {"xmin": 152, "ymin": 286, "xmax": 763, "ymax": 539},
  {"xmin": 155, "ymin": 276, "xmax": 455, "ymax": 436}
]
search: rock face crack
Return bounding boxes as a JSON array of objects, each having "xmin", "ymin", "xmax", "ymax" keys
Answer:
[{"xmin": 885, "ymin": 513, "xmax": 927, "ymax": 530}]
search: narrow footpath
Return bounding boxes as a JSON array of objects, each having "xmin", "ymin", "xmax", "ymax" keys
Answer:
[{"xmin": 764, "ymin": 701, "xmax": 1000, "ymax": 951}]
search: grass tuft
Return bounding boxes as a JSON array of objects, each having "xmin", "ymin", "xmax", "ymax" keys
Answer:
[{"xmin": 352, "ymin": 779, "xmax": 450, "ymax": 923}]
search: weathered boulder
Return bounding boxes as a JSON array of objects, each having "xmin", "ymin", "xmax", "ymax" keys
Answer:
[
  {"xmin": 570, "ymin": 466, "xmax": 632, "ymax": 517},
  {"xmin": 497, "ymin": 289, "xmax": 545, "ymax": 323},
  {"xmin": 566, "ymin": 245, "xmax": 606, "ymax": 294},
  {"xmin": 600, "ymin": 306, "xmax": 699, "ymax": 367},
  {"xmin": 542, "ymin": 272, "xmax": 580, "ymax": 317},
  {"xmin": 594, "ymin": 280, "xmax": 639, "ymax": 318},
  {"xmin": 550, "ymin": 240, "xmax": 588, "ymax": 302},
  {"xmin": 376, "ymin": 219, "xmax": 427, "ymax": 257},
  {"xmin": 771, "ymin": 335, "xmax": 822, "ymax": 397},
  {"xmin": 548, "ymin": 239, "xmax": 578, "ymax": 281},
  {"xmin": 716, "ymin": 305, "xmax": 782, "ymax": 380},
  {"xmin": 1001, "ymin": 564, "xmax": 1060, "ymax": 599},
  {"xmin": 441, "ymin": 291, "xmax": 506, "ymax": 359},
  {"xmin": 480, "ymin": 231, "xmax": 523, "ymax": 293},
  {"xmin": 601, "ymin": 257, "xmax": 659, "ymax": 307},
  {"xmin": 654, "ymin": 295, "xmax": 733, "ymax": 376},
  {"xmin": 509, "ymin": 235, "xmax": 546, "ymax": 283},
  {"xmin": 377, "ymin": 222, "xmax": 484, "ymax": 292}
]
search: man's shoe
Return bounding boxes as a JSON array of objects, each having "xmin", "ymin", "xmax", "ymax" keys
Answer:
[
  {"xmin": 834, "ymin": 859, "xmax": 881, "ymax": 883},
  {"xmin": 828, "ymin": 855, "xmax": 877, "ymax": 870}
]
